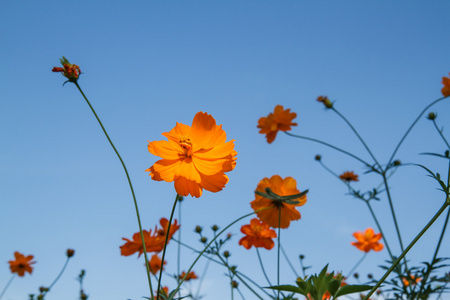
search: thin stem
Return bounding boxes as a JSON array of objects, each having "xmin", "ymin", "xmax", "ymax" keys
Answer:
[
  {"xmin": 195, "ymin": 259, "xmax": 211, "ymax": 299},
  {"xmin": 432, "ymin": 119, "xmax": 450, "ymax": 150},
  {"xmin": 277, "ymin": 208, "xmax": 281, "ymax": 300},
  {"xmin": 177, "ymin": 199, "xmax": 182, "ymax": 300},
  {"xmin": 0, "ymin": 275, "xmax": 15, "ymax": 300},
  {"xmin": 173, "ymin": 210, "xmax": 262, "ymax": 297},
  {"xmin": 332, "ymin": 107, "xmax": 381, "ymax": 169},
  {"xmin": 346, "ymin": 253, "xmax": 366, "ymax": 278},
  {"xmin": 281, "ymin": 245, "xmax": 299, "ymax": 278},
  {"xmin": 256, "ymin": 247, "xmax": 274, "ymax": 289},
  {"xmin": 388, "ymin": 96, "xmax": 447, "ymax": 166},
  {"xmin": 365, "ymin": 201, "xmax": 395, "ymax": 261},
  {"xmin": 363, "ymin": 201, "xmax": 449, "ymax": 300},
  {"xmin": 47, "ymin": 257, "xmax": 70, "ymax": 291},
  {"xmin": 156, "ymin": 194, "xmax": 179, "ymax": 299},
  {"xmin": 382, "ymin": 174, "xmax": 406, "ymax": 264},
  {"xmin": 73, "ymin": 82, "xmax": 153, "ymax": 298},
  {"xmin": 284, "ymin": 132, "xmax": 372, "ymax": 167}
]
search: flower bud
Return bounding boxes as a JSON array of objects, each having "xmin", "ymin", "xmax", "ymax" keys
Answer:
[
  {"xmin": 52, "ymin": 56, "xmax": 81, "ymax": 83},
  {"xmin": 299, "ymin": 254, "xmax": 305, "ymax": 260},
  {"xmin": 211, "ymin": 225, "xmax": 219, "ymax": 231},
  {"xmin": 393, "ymin": 160, "xmax": 401, "ymax": 166},
  {"xmin": 314, "ymin": 155, "xmax": 321, "ymax": 161},
  {"xmin": 195, "ymin": 226, "xmax": 202, "ymax": 233},
  {"xmin": 353, "ymin": 273, "xmax": 359, "ymax": 279},
  {"xmin": 200, "ymin": 237, "xmax": 207, "ymax": 243},
  {"xmin": 66, "ymin": 249, "xmax": 75, "ymax": 258},
  {"xmin": 316, "ymin": 95, "xmax": 333, "ymax": 109},
  {"xmin": 223, "ymin": 251, "xmax": 230, "ymax": 258},
  {"xmin": 427, "ymin": 112, "xmax": 437, "ymax": 120},
  {"xmin": 231, "ymin": 280, "xmax": 239, "ymax": 288},
  {"xmin": 367, "ymin": 273, "xmax": 373, "ymax": 279}
]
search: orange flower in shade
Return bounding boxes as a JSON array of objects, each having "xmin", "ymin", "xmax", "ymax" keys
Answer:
[
  {"xmin": 239, "ymin": 218, "xmax": 277, "ymax": 250},
  {"xmin": 9, "ymin": 252, "xmax": 35, "ymax": 277},
  {"xmin": 52, "ymin": 56, "xmax": 81, "ymax": 83},
  {"xmin": 154, "ymin": 287, "xmax": 169, "ymax": 299},
  {"xmin": 148, "ymin": 254, "xmax": 166, "ymax": 275},
  {"xmin": 251, "ymin": 175, "xmax": 307, "ymax": 229},
  {"xmin": 179, "ymin": 271, "xmax": 198, "ymax": 281},
  {"xmin": 351, "ymin": 228, "xmax": 384, "ymax": 253},
  {"xmin": 402, "ymin": 275, "xmax": 422, "ymax": 286},
  {"xmin": 146, "ymin": 112, "xmax": 237, "ymax": 198},
  {"xmin": 120, "ymin": 218, "xmax": 180, "ymax": 257},
  {"xmin": 339, "ymin": 171, "xmax": 359, "ymax": 182},
  {"xmin": 442, "ymin": 73, "xmax": 450, "ymax": 97},
  {"xmin": 323, "ymin": 275, "xmax": 346, "ymax": 300},
  {"xmin": 257, "ymin": 105, "xmax": 297, "ymax": 144}
]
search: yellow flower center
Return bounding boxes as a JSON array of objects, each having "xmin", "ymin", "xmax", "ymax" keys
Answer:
[{"xmin": 179, "ymin": 136, "xmax": 193, "ymax": 157}]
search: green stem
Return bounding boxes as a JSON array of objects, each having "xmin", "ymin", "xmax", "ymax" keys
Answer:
[
  {"xmin": 346, "ymin": 253, "xmax": 366, "ymax": 278},
  {"xmin": 73, "ymin": 82, "xmax": 153, "ymax": 298},
  {"xmin": 331, "ymin": 107, "xmax": 381, "ymax": 169},
  {"xmin": 387, "ymin": 96, "xmax": 447, "ymax": 166},
  {"xmin": 156, "ymin": 194, "xmax": 179, "ymax": 299},
  {"xmin": 363, "ymin": 201, "xmax": 449, "ymax": 300},
  {"xmin": 382, "ymin": 174, "xmax": 406, "ymax": 266},
  {"xmin": 281, "ymin": 245, "xmax": 299, "ymax": 278},
  {"xmin": 173, "ymin": 210, "xmax": 262, "ymax": 297},
  {"xmin": 177, "ymin": 199, "xmax": 182, "ymax": 300},
  {"xmin": 432, "ymin": 119, "xmax": 450, "ymax": 150},
  {"xmin": 47, "ymin": 257, "xmax": 70, "ymax": 292},
  {"xmin": 0, "ymin": 275, "xmax": 15, "ymax": 300},
  {"xmin": 256, "ymin": 247, "xmax": 274, "ymax": 290},
  {"xmin": 277, "ymin": 208, "xmax": 281, "ymax": 300},
  {"xmin": 284, "ymin": 132, "xmax": 372, "ymax": 167},
  {"xmin": 365, "ymin": 201, "xmax": 395, "ymax": 261}
]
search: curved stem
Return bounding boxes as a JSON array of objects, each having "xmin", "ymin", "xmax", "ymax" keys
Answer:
[
  {"xmin": 73, "ymin": 82, "xmax": 153, "ymax": 298},
  {"xmin": 346, "ymin": 253, "xmax": 366, "ymax": 278},
  {"xmin": 332, "ymin": 107, "xmax": 381, "ymax": 169},
  {"xmin": 281, "ymin": 245, "xmax": 299, "ymax": 278},
  {"xmin": 432, "ymin": 119, "xmax": 450, "ymax": 150},
  {"xmin": 156, "ymin": 194, "xmax": 179, "ymax": 299},
  {"xmin": 0, "ymin": 275, "xmax": 15, "ymax": 300},
  {"xmin": 47, "ymin": 257, "xmax": 70, "ymax": 291},
  {"xmin": 256, "ymin": 248, "xmax": 274, "ymax": 291},
  {"xmin": 363, "ymin": 201, "xmax": 449, "ymax": 300},
  {"xmin": 284, "ymin": 132, "xmax": 372, "ymax": 167},
  {"xmin": 365, "ymin": 201, "xmax": 395, "ymax": 261},
  {"xmin": 277, "ymin": 208, "xmax": 281, "ymax": 300},
  {"xmin": 388, "ymin": 96, "xmax": 447, "ymax": 166}
]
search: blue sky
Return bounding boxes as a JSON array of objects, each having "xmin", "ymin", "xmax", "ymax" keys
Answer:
[{"xmin": 1, "ymin": 1, "xmax": 450, "ymax": 299}]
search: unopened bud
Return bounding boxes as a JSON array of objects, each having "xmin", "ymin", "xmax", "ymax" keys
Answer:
[
  {"xmin": 427, "ymin": 112, "xmax": 437, "ymax": 120},
  {"xmin": 223, "ymin": 251, "xmax": 230, "ymax": 258},
  {"xmin": 231, "ymin": 280, "xmax": 239, "ymax": 288},
  {"xmin": 195, "ymin": 226, "xmax": 202, "ymax": 233},
  {"xmin": 200, "ymin": 237, "xmax": 207, "ymax": 243},
  {"xmin": 393, "ymin": 160, "xmax": 401, "ymax": 166},
  {"xmin": 66, "ymin": 249, "xmax": 75, "ymax": 258},
  {"xmin": 316, "ymin": 95, "xmax": 333, "ymax": 109},
  {"xmin": 315, "ymin": 155, "xmax": 321, "ymax": 161},
  {"xmin": 211, "ymin": 225, "xmax": 219, "ymax": 231}
]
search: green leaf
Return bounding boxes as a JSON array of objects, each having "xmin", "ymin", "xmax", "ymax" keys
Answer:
[
  {"xmin": 267, "ymin": 284, "xmax": 307, "ymax": 296},
  {"xmin": 334, "ymin": 284, "xmax": 373, "ymax": 298},
  {"xmin": 327, "ymin": 279, "xmax": 341, "ymax": 297}
]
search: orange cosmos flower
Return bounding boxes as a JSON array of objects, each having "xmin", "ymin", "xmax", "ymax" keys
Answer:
[
  {"xmin": 251, "ymin": 175, "xmax": 307, "ymax": 229},
  {"xmin": 179, "ymin": 271, "xmax": 198, "ymax": 281},
  {"xmin": 148, "ymin": 254, "xmax": 166, "ymax": 275},
  {"xmin": 52, "ymin": 56, "xmax": 81, "ymax": 83},
  {"xmin": 351, "ymin": 228, "xmax": 384, "ymax": 253},
  {"xmin": 257, "ymin": 105, "xmax": 297, "ymax": 144},
  {"xmin": 402, "ymin": 275, "xmax": 422, "ymax": 286},
  {"xmin": 442, "ymin": 73, "xmax": 450, "ymax": 97},
  {"xmin": 9, "ymin": 252, "xmax": 35, "ymax": 277},
  {"xmin": 239, "ymin": 218, "xmax": 277, "ymax": 250},
  {"xmin": 339, "ymin": 171, "xmax": 359, "ymax": 182},
  {"xmin": 120, "ymin": 218, "xmax": 180, "ymax": 257},
  {"xmin": 147, "ymin": 112, "xmax": 237, "ymax": 198}
]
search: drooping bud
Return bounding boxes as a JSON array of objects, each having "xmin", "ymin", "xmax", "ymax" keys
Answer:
[{"xmin": 316, "ymin": 95, "xmax": 333, "ymax": 109}]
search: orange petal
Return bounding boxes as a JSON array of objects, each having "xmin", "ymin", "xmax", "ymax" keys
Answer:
[
  {"xmin": 174, "ymin": 177, "xmax": 203, "ymax": 197},
  {"xmin": 200, "ymin": 172, "xmax": 229, "ymax": 193},
  {"xmin": 148, "ymin": 140, "xmax": 183, "ymax": 160},
  {"xmin": 150, "ymin": 159, "xmax": 183, "ymax": 182}
]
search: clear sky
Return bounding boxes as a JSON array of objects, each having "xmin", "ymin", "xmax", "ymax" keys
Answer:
[{"xmin": 1, "ymin": 1, "xmax": 450, "ymax": 299}]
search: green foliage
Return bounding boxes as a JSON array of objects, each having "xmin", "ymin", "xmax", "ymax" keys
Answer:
[{"xmin": 268, "ymin": 265, "xmax": 372, "ymax": 299}]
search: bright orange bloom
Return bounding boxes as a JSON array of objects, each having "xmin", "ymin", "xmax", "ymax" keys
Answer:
[
  {"xmin": 257, "ymin": 105, "xmax": 297, "ymax": 144},
  {"xmin": 9, "ymin": 252, "xmax": 35, "ymax": 277},
  {"xmin": 239, "ymin": 218, "xmax": 277, "ymax": 250},
  {"xmin": 147, "ymin": 112, "xmax": 237, "ymax": 198},
  {"xmin": 339, "ymin": 171, "xmax": 359, "ymax": 182},
  {"xmin": 402, "ymin": 275, "xmax": 422, "ymax": 286},
  {"xmin": 179, "ymin": 271, "xmax": 198, "ymax": 281},
  {"xmin": 120, "ymin": 218, "xmax": 180, "ymax": 257},
  {"xmin": 148, "ymin": 254, "xmax": 166, "ymax": 275},
  {"xmin": 351, "ymin": 228, "xmax": 384, "ymax": 253},
  {"xmin": 442, "ymin": 73, "xmax": 450, "ymax": 97},
  {"xmin": 52, "ymin": 57, "xmax": 81, "ymax": 82},
  {"xmin": 251, "ymin": 175, "xmax": 307, "ymax": 229}
]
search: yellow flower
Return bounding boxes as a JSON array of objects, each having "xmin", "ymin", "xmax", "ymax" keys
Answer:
[{"xmin": 147, "ymin": 112, "xmax": 237, "ymax": 197}]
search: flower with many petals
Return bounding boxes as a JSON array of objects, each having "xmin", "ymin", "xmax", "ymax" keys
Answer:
[
  {"xmin": 442, "ymin": 73, "xmax": 450, "ymax": 97},
  {"xmin": 52, "ymin": 56, "xmax": 81, "ymax": 83},
  {"xmin": 179, "ymin": 271, "xmax": 198, "ymax": 281},
  {"xmin": 147, "ymin": 112, "xmax": 237, "ymax": 198},
  {"xmin": 148, "ymin": 254, "xmax": 165, "ymax": 275},
  {"xmin": 339, "ymin": 171, "xmax": 359, "ymax": 182},
  {"xmin": 9, "ymin": 252, "xmax": 35, "ymax": 277},
  {"xmin": 120, "ymin": 218, "xmax": 180, "ymax": 257},
  {"xmin": 239, "ymin": 218, "xmax": 277, "ymax": 250},
  {"xmin": 251, "ymin": 175, "xmax": 307, "ymax": 229},
  {"xmin": 257, "ymin": 105, "xmax": 297, "ymax": 144},
  {"xmin": 351, "ymin": 228, "xmax": 384, "ymax": 253}
]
